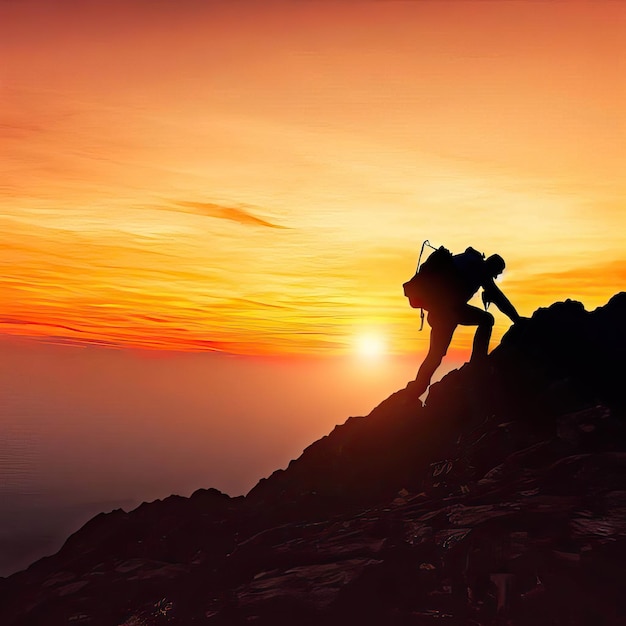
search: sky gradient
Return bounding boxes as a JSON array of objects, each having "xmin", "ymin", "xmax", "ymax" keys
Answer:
[
  {"xmin": 2, "ymin": 0, "xmax": 624, "ymax": 358},
  {"xmin": 1, "ymin": 0, "xmax": 625, "ymax": 577}
]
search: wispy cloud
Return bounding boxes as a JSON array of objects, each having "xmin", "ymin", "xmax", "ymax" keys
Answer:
[
  {"xmin": 172, "ymin": 201, "xmax": 288, "ymax": 229},
  {"xmin": 0, "ymin": 316, "xmax": 88, "ymax": 334},
  {"xmin": 508, "ymin": 259, "xmax": 626, "ymax": 307}
]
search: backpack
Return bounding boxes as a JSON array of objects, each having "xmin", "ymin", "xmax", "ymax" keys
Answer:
[
  {"xmin": 403, "ymin": 242, "xmax": 475, "ymax": 330},
  {"xmin": 403, "ymin": 243, "xmax": 488, "ymax": 329},
  {"xmin": 403, "ymin": 245, "xmax": 457, "ymax": 312}
]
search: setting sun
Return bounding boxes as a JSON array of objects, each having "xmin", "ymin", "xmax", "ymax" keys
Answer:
[{"xmin": 356, "ymin": 334, "xmax": 387, "ymax": 360}]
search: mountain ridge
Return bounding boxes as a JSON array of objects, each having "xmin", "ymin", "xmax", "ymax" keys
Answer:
[{"xmin": 1, "ymin": 293, "xmax": 625, "ymax": 625}]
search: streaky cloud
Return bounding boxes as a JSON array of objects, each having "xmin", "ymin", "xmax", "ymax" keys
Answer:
[
  {"xmin": 173, "ymin": 201, "xmax": 288, "ymax": 229},
  {"xmin": 0, "ymin": 316, "xmax": 87, "ymax": 334},
  {"xmin": 230, "ymin": 298, "xmax": 293, "ymax": 311},
  {"xmin": 509, "ymin": 259, "xmax": 626, "ymax": 300}
]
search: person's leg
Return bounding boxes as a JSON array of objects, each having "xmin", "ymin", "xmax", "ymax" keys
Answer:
[
  {"xmin": 456, "ymin": 304, "xmax": 494, "ymax": 362},
  {"xmin": 410, "ymin": 318, "xmax": 456, "ymax": 398}
]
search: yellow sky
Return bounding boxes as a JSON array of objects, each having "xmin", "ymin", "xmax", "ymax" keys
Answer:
[{"xmin": 1, "ymin": 0, "xmax": 624, "ymax": 356}]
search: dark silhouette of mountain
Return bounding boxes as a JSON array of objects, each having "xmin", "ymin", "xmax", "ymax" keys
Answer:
[{"xmin": 1, "ymin": 294, "xmax": 625, "ymax": 625}]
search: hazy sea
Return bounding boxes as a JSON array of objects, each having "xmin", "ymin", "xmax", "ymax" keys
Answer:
[
  {"xmin": 0, "ymin": 413, "xmax": 138, "ymax": 577},
  {"xmin": 0, "ymin": 339, "xmax": 441, "ymax": 578}
]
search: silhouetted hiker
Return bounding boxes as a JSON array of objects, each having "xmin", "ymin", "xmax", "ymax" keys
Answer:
[{"xmin": 403, "ymin": 244, "xmax": 520, "ymax": 400}]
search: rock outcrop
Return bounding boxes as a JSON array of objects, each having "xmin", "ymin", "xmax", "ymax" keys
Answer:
[{"xmin": 1, "ymin": 294, "xmax": 625, "ymax": 625}]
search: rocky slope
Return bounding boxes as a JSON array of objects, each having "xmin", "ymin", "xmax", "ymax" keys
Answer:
[{"xmin": 1, "ymin": 294, "xmax": 625, "ymax": 625}]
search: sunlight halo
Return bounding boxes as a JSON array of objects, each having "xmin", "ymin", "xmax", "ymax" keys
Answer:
[{"xmin": 355, "ymin": 334, "xmax": 387, "ymax": 361}]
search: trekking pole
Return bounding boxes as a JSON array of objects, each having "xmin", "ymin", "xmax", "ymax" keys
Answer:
[
  {"xmin": 417, "ymin": 239, "xmax": 437, "ymax": 272},
  {"xmin": 416, "ymin": 240, "xmax": 438, "ymax": 331}
]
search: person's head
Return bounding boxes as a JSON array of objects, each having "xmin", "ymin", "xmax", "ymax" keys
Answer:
[{"xmin": 485, "ymin": 254, "xmax": 506, "ymax": 278}]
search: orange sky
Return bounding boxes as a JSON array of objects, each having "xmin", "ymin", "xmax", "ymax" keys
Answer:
[
  {"xmin": 1, "ymin": 1, "xmax": 625, "ymax": 575},
  {"xmin": 1, "ymin": 0, "xmax": 625, "ymax": 357}
]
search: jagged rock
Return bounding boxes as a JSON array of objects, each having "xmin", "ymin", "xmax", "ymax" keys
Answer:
[{"xmin": 0, "ymin": 293, "xmax": 625, "ymax": 625}]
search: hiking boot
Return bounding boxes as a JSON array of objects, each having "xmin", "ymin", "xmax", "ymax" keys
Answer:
[{"xmin": 404, "ymin": 380, "xmax": 427, "ymax": 404}]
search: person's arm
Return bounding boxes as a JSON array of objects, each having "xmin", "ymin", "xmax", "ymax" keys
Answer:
[{"xmin": 483, "ymin": 279, "xmax": 520, "ymax": 323}]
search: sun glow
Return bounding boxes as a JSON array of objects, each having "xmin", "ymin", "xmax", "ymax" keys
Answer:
[{"xmin": 356, "ymin": 334, "xmax": 387, "ymax": 361}]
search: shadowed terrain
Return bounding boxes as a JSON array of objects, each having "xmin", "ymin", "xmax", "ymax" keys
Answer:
[{"xmin": 1, "ymin": 293, "xmax": 625, "ymax": 625}]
